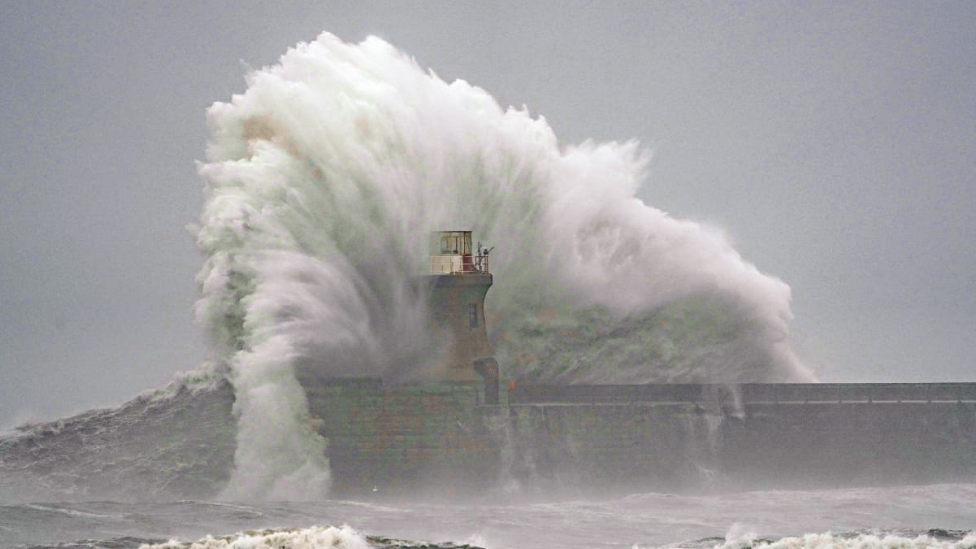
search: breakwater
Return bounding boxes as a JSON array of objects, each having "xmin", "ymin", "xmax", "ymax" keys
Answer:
[
  {"xmin": 296, "ymin": 377, "xmax": 976, "ymax": 496},
  {"xmin": 504, "ymin": 383, "xmax": 976, "ymax": 493}
]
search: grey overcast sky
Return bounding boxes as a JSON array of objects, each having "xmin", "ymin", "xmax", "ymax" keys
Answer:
[{"xmin": 1, "ymin": 1, "xmax": 974, "ymax": 426}]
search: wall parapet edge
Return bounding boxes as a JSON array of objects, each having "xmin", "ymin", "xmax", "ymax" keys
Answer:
[{"xmin": 510, "ymin": 383, "xmax": 976, "ymax": 405}]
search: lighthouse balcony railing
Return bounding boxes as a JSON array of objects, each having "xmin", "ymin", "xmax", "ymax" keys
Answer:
[{"xmin": 430, "ymin": 254, "xmax": 490, "ymax": 275}]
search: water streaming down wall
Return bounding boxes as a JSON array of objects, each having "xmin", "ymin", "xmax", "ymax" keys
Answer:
[{"xmin": 483, "ymin": 402, "xmax": 716, "ymax": 494}]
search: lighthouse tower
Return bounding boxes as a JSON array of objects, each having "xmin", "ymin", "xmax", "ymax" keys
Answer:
[{"xmin": 426, "ymin": 231, "xmax": 499, "ymax": 401}]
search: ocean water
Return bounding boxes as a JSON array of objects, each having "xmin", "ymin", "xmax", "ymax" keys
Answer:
[{"xmin": 2, "ymin": 485, "xmax": 975, "ymax": 549}]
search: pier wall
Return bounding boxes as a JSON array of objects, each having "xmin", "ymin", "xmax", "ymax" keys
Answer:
[
  {"xmin": 297, "ymin": 380, "xmax": 976, "ymax": 496},
  {"xmin": 497, "ymin": 400, "xmax": 976, "ymax": 494},
  {"xmin": 502, "ymin": 383, "xmax": 976, "ymax": 491},
  {"xmin": 298, "ymin": 376, "xmax": 497, "ymax": 496},
  {"xmin": 720, "ymin": 401, "xmax": 976, "ymax": 488}
]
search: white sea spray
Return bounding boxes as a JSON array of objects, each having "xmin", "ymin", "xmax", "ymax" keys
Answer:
[{"xmin": 194, "ymin": 32, "xmax": 814, "ymax": 500}]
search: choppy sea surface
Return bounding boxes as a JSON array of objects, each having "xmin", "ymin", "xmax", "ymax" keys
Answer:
[{"xmin": 3, "ymin": 484, "xmax": 974, "ymax": 549}]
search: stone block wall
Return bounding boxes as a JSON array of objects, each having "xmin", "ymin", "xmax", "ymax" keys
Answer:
[
  {"xmin": 487, "ymin": 403, "xmax": 717, "ymax": 495},
  {"xmin": 297, "ymin": 380, "xmax": 976, "ymax": 497},
  {"xmin": 498, "ymin": 386, "xmax": 976, "ymax": 493},
  {"xmin": 298, "ymin": 377, "xmax": 498, "ymax": 496},
  {"xmin": 720, "ymin": 401, "xmax": 976, "ymax": 489}
]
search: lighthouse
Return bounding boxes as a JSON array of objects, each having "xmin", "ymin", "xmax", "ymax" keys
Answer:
[{"xmin": 425, "ymin": 231, "xmax": 499, "ymax": 402}]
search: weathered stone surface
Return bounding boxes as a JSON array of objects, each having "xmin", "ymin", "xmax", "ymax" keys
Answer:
[
  {"xmin": 297, "ymin": 380, "xmax": 976, "ymax": 497},
  {"xmin": 297, "ymin": 377, "xmax": 497, "ymax": 496}
]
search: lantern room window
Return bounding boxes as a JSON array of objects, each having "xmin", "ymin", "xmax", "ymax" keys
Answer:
[
  {"xmin": 429, "ymin": 231, "xmax": 488, "ymax": 274},
  {"xmin": 435, "ymin": 231, "xmax": 472, "ymax": 255}
]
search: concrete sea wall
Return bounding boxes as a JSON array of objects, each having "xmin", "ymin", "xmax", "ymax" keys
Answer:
[{"xmin": 297, "ymin": 379, "xmax": 976, "ymax": 496}]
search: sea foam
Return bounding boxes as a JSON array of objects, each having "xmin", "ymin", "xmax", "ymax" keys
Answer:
[{"xmin": 143, "ymin": 526, "xmax": 370, "ymax": 549}]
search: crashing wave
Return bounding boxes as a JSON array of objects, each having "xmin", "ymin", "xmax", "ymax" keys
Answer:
[
  {"xmin": 0, "ymin": 31, "xmax": 817, "ymax": 504},
  {"xmin": 193, "ymin": 32, "xmax": 813, "ymax": 500},
  {"xmin": 709, "ymin": 531, "xmax": 976, "ymax": 549},
  {"xmin": 141, "ymin": 525, "xmax": 482, "ymax": 549}
]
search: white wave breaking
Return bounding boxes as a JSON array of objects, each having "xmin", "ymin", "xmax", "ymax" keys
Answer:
[
  {"xmin": 710, "ymin": 532, "xmax": 976, "ymax": 549},
  {"xmin": 194, "ymin": 32, "xmax": 815, "ymax": 500},
  {"xmin": 142, "ymin": 525, "xmax": 370, "ymax": 549},
  {"xmin": 140, "ymin": 527, "xmax": 976, "ymax": 549}
]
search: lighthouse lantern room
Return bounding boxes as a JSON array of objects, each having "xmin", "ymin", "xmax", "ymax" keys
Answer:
[{"xmin": 429, "ymin": 230, "xmax": 489, "ymax": 275}]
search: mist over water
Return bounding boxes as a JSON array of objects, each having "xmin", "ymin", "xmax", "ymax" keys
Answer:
[{"xmin": 193, "ymin": 32, "xmax": 814, "ymax": 500}]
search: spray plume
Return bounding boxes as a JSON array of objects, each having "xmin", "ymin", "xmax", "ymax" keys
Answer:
[{"xmin": 194, "ymin": 32, "xmax": 814, "ymax": 500}]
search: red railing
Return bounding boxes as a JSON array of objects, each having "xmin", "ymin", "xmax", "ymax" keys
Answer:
[
  {"xmin": 471, "ymin": 254, "xmax": 489, "ymax": 274},
  {"xmin": 430, "ymin": 254, "xmax": 490, "ymax": 275}
]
